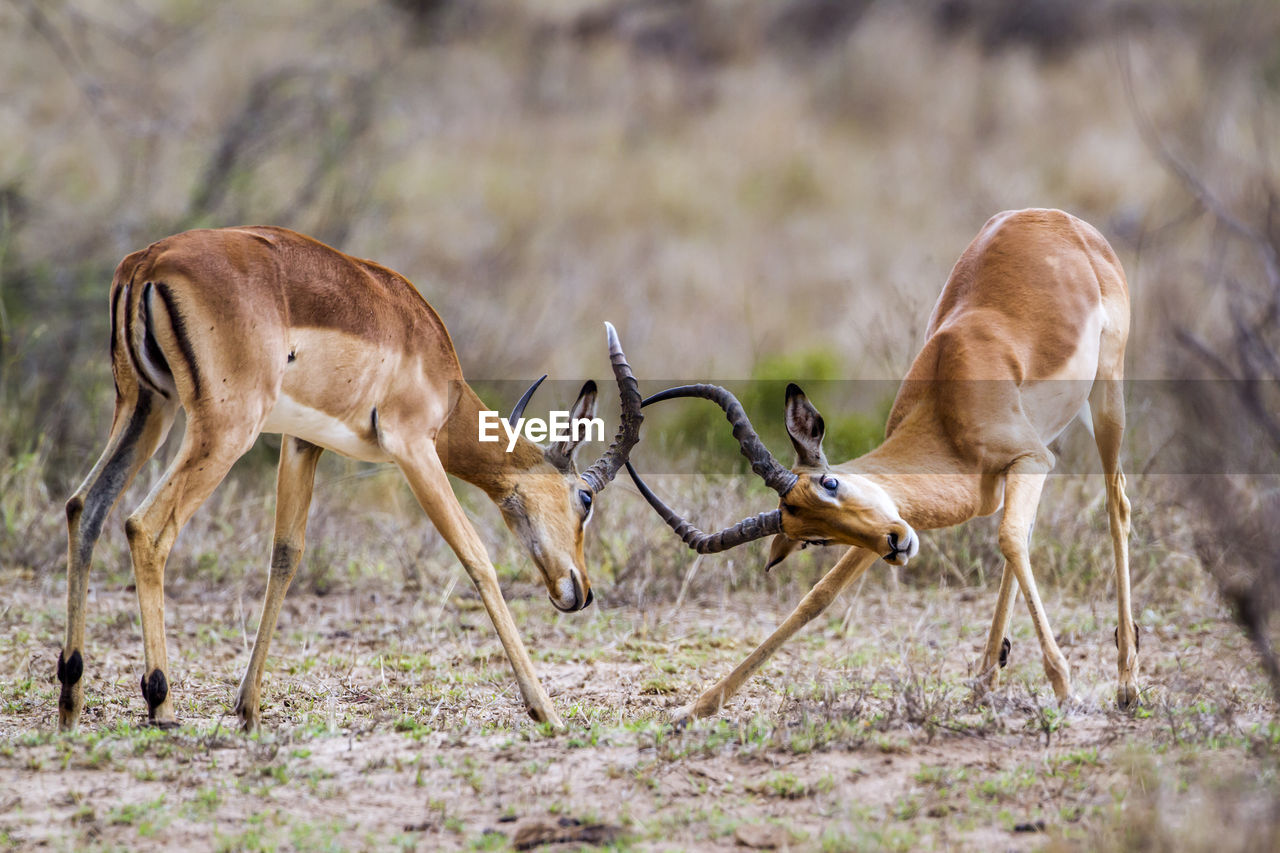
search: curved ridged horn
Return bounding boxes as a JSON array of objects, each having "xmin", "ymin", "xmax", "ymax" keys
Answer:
[
  {"xmin": 510, "ymin": 374, "xmax": 547, "ymax": 424},
  {"xmin": 642, "ymin": 384, "xmax": 798, "ymax": 495},
  {"xmin": 580, "ymin": 322, "xmax": 643, "ymax": 493},
  {"xmin": 625, "ymin": 461, "xmax": 784, "ymax": 553}
]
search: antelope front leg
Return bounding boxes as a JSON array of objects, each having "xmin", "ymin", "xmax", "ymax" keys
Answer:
[
  {"xmin": 677, "ymin": 547, "xmax": 878, "ymax": 723},
  {"xmin": 999, "ymin": 458, "xmax": 1071, "ymax": 701},
  {"xmin": 397, "ymin": 445, "xmax": 565, "ymax": 731},
  {"xmin": 975, "ymin": 563, "xmax": 1019, "ymax": 695}
]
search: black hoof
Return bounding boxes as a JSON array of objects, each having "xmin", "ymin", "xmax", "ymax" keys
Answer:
[{"xmin": 669, "ymin": 711, "xmax": 693, "ymax": 734}]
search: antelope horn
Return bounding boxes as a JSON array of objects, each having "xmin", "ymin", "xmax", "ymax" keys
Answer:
[
  {"xmin": 624, "ymin": 461, "xmax": 784, "ymax": 552},
  {"xmin": 641, "ymin": 384, "xmax": 798, "ymax": 495},
  {"xmin": 580, "ymin": 322, "xmax": 643, "ymax": 493},
  {"xmin": 509, "ymin": 374, "xmax": 547, "ymax": 423}
]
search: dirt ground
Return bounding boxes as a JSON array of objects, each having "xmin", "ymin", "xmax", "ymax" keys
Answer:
[{"xmin": 1, "ymin": 563, "xmax": 1277, "ymax": 852}]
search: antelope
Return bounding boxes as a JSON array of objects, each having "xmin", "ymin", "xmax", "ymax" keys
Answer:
[
  {"xmin": 627, "ymin": 209, "xmax": 1136, "ymax": 722},
  {"xmin": 57, "ymin": 226, "xmax": 642, "ymax": 732}
]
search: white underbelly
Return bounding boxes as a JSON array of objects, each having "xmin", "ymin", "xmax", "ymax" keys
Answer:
[
  {"xmin": 1022, "ymin": 378, "xmax": 1095, "ymax": 443},
  {"xmin": 262, "ymin": 394, "xmax": 392, "ymax": 462},
  {"xmin": 1021, "ymin": 307, "xmax": 1104, "ymax": 443}
]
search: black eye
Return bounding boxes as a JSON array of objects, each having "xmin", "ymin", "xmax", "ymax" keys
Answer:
[
  {"xmin": 820, "ymin": 475, "xmax": 838, "ymax": 493},
  {"xmin": 579, "ymin": 489, "xmax": 593, "ymax": 510}
]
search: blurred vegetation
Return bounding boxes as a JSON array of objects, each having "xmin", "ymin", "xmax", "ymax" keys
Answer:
[{"xmin": 1146, "ymin": 42, "xmax": 1280, "ymax": 703}]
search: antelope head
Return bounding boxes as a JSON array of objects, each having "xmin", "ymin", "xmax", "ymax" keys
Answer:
[
  {"xmin": 499, "ymin": 323, "xmax": 643, "ymax": 612},
  {"xmin": 626, "ymin": 382, "xmax": 917, "ymax": 571}
]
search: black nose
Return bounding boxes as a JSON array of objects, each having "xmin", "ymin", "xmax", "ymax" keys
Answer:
[
  {"xmin": 584, "ymin": 588, "xmax": 594, "ymax": 608},
  {"xmin": 887, "ymin": 532, "xmax": 901, "ymax": 552}
]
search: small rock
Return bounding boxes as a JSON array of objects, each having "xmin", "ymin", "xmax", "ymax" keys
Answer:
[
  {"xmin": 513, "ymin": 818, "xmax": 622, "ymax": 850},
  {"xmin": 734, "ymin": 823, "xmax": 791, "ymax": 849}
]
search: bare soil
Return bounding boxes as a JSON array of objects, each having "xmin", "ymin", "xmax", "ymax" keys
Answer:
[{"xmin": 1, "ymin": 565, "xmax": 1276, "ymax": 851}]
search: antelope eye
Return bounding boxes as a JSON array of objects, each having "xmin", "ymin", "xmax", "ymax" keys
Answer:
[
  {"xmin": 820, "ymin": 475, "xmax": 839, "ymax": 493},
  {"xmin": 579, "ymin": 489, "xmax": 593, "ymax": 510}
]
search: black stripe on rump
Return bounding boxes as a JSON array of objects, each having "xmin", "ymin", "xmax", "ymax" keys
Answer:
[
  {"xmin": 120, "ymin": 281, "xmax": 149, "ymax": 391},
  {"xmin": 140, "ymin": 283, "xmax": 174, "ymax": 399},
  {"xmin": 109, "ymin": 283, "xmax": 122, "ymax": 370},
  {"xmin": 152, "ymin": 282, "xmax": 203, "ymax": 398},
  {"xmin": 109, "ymin": 283, "xmax": 125, "ymax": 395}
]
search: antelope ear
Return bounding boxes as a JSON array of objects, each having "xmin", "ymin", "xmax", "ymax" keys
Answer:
[
  {"xmin": 547, "ymin": 380, "xmax": 598, "ymax": 467},
  {"xmin": 784, "ymin": 383, "xmax": 827, "ymax": 469},
  {"xmin": 765, "ymin": 534, "xmax": 804, "ymax": 572}
]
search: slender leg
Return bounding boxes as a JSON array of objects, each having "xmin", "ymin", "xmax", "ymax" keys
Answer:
[
  {"xmin": 395, "ymin": 443, "xmax": 564, "ymax": 730},
  {"xmin": 975, "ymin": 563, "xmax": 1019, "ymax": 693},
  {"xmin": 125, "ymin": 420, "xmax": 261, "ymax": 725},
  {"xmin": 60, "ymin": 390, "xmax": 176, "ymax": 731},
  {"xmin": 1091, "ymin": 377, "xmax": 1137, "ymax": 707},
  {"xmin": 679, "ymin": 547, "xmax": 879, "ymax": 722},
  {"xmin": 233, "ymin": 438, "xmax": 324, "ymax": 731},
  {"xmin": 999, "ymin": 457, "xmax": 1071, "ymax": 700}
]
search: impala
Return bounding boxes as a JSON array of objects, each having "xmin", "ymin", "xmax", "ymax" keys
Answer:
[
  {"xmin": 628, "ymin": 208, "xmax": 1136, "ymax": 721},
  {"xmin": 58, "ymin": 226, "xmax": 642, "ymax": 732}
]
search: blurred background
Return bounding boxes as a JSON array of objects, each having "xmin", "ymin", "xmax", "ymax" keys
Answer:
[{"xmin": 1, "ymin": 0, "xmax": 1278, "ymax": 681}]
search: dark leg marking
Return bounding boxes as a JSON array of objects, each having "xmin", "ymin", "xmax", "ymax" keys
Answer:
[
  {"xmin": 72, "ymin": 392, "xmax": 155, "ymax": 567},
  {"xmin": 271, "ymin": 541, "xmax": 300, "ymax": 572},
  {"xmin": 999, "ymin": 637, "xmax": 1011, "ymax": 669},
  {"xmin": 292, "ymin": 437, "xmax": 319, "ymax": 454},
  {"xmin": 57, "ymin": 649, "xmax": 84, "ymax": 685},
  {"xmin": 57, "ymin": 649, "xmax": 85, "ymax": 715},
  {"xmin": 287, "ymin": 349, "xmax": 296, "ymax": 363},
  {"xmin": 141, "ymin": 669, "xmax": 169, "ymax": 715},
  {"xmin": 153, "ymin": 282, "xmax": 203, "ymax": 397}
]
